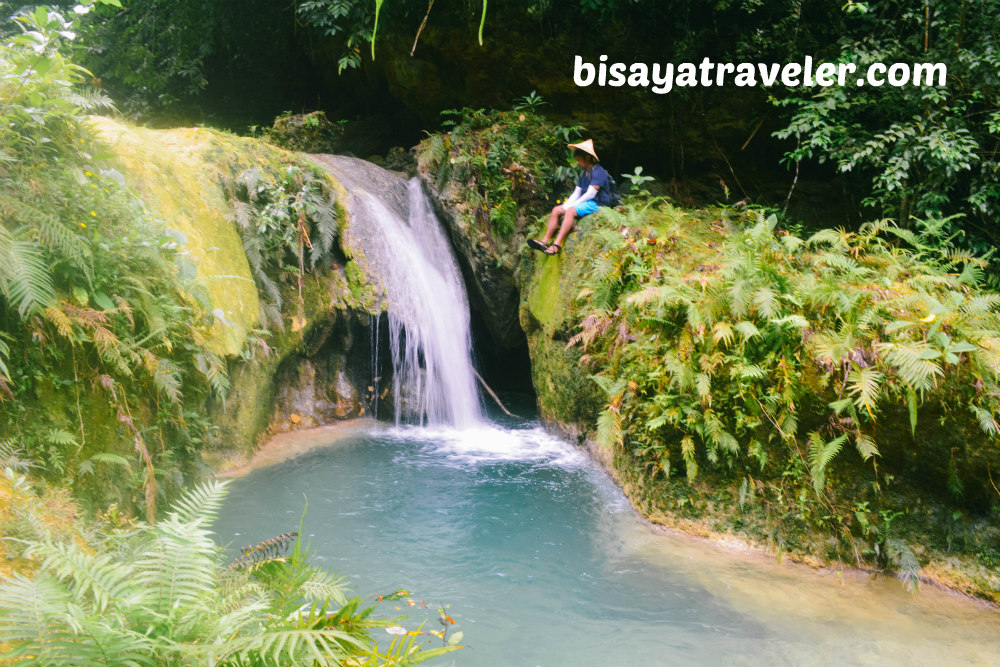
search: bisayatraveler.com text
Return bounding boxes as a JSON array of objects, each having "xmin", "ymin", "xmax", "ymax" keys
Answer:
[{"xmin": 573, "ymin": 55, "xmax": 947, "ymax": 93}]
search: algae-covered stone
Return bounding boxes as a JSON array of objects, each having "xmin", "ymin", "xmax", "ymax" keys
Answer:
[
  {"xmin": 265, "ymin": 111, "xmax": 345, "ymax": 154},
  {"xmin": 519, "ymin": 213, "xmax": 612, "ymax": 437},
  {"xmin": 90, "ymin": 116, "xmax": 259, "ymax": 356}
]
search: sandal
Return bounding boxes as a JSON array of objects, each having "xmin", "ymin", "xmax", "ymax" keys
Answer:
[
  {"xmin": 527, "ymin": 239, "xmax": 549, "ymax": 252},
  {"xmin": 544, "ymin": 243, "xmax": 562, "ymax": 255}
]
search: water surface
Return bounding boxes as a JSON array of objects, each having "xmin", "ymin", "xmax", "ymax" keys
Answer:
[{"xmin": 215, "ymin": 421, "xmax": 1000, "ymax": 666}]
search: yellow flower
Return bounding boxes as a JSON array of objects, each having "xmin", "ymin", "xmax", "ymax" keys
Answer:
[
  {"xmin": 79, "ymin": 223, "xmax": 87, "ymax": 228},
  {"xmin": 84, "ymin": 170, "xmax": 93, "ymax": 176},
  {"xmin": 90, "ymin": 211, "xmax": 97, "ymax": 217}
]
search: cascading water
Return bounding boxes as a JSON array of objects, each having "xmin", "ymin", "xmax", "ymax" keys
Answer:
[{"xmin": 313, "ymin": 155, "xmax": 482, "ymax": 428}]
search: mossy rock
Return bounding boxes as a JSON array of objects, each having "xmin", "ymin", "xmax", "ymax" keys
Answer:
[
  {"xmin": 265, "ymin": 111, "xmax": 346, "ymax": 154},
  {"xmin": 519, "ymin": 212, "xmax": 615, "ymax": 433},
  {"xmin": 90, "ymin": 116, "xmax": 260, "ymax": 357}
]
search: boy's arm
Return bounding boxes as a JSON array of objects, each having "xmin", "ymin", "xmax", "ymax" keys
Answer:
[
  {"xmin": 563, "ymin": 186, "xmax": 583, "ymax": 208},
  {"xmin": 573, "ymin": 185, "xmax": 600, "ymax": 205}
]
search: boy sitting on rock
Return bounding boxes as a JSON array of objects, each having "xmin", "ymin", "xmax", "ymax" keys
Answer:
[{"xmin": 528, "ymin": 139, "xmax": 612, "ymax": 255}]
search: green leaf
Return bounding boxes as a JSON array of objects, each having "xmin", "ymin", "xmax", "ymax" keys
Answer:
[
  {"xmin": 93, "ymin": 291, "xmax": 115, "ymax": 310},
  {"xmin": 847, "ymin": 367, "xmax": 883, "ymax": 416},
  {"xmin": 949, "ymin": 341, "xmax": 979, "ymax": 354},
  {"xmin": 855, "ymin": 434, "xmax": 879, "ymax": 461},
  {"xmin": 970, "ymin": 405, "xmax": 1000, "ymax": 436},
  {"xmin": 884, "ymin": 320, "xmax": 914, "ymax": 333},
  {"xmin": 596, "ymin": 409, "xmax": 622, "ymax": 450},
  {"xmin": 907, "ymin": 389, "xmax": 918, "ymax": 435}
]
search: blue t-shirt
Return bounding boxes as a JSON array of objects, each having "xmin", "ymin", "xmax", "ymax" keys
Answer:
[{"xmin": 576, "ymin": 164, "xmax": 612, "ymax": 207}]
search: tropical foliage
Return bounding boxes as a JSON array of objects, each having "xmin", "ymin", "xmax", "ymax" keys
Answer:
[
  {"xmin": 0, "ymin": 4, "xmax": 231, "ymax": 517},
  {"xmin": 0, "ymin": 5, "xmax": 352, "ymax": 519},
  {"xmin": 0, "ymin": 479, "xmax": 457, "ymax": 666},
  {"xmin": 774, "ymin": 0, "xmax": 1000, "ymax": 265},
  {"xmin": 544, "ymin": 197, "xmax": 1000, "ymax": 572},
  {"xmin": 224, "ymin": 165, "xmax": 341, "ymax": 329}
]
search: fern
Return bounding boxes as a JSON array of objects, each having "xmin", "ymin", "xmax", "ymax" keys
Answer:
[
  {"xmin": 752, "ymin": 286, "xmax": 781, "ymax": 320},
  {"xmin": 808, "ymin": 432, "xmax": 847, "ymax": 495},
  {"xmin": 854, "ymin": 433, "xmax": 880, "ymax": 461},
  {"xmin": 0, "ymin": 229, "xmax": 55, "ymax": 316},
  {"xmin": 846, "ymin": 367, "xmax": 883, "ymax": 417},
  {"xmin": 0, "ymin": 440, "xmax": 32, "ymax": 471},
  {"xmin": 596, "ymin": 408, "xmax": 622, "ymax": 450},
  {"xmin": 970, "ymin": 405, "xmax": 1000, "ymax": 436},
  {"xmin": 883, "ymin": 537, "xmax": 921, "ymax": 592},
  {"xmin": 734, "ymin": 320, "xmax": 761, "ymax": 340},
  {"xmin": 680, "ymin": 435, "xmax": 698, "ymax": 481},
  {"xmin": 0, "ymin": 481, "xmax": 450, "ymax": 666},
  {"xmin": 167, "ymin": 479, "xmax": 229, "ymax": 525},
  {"xmin": 590, "ymin": 374, "xmax": 627, "ymax": 401}
]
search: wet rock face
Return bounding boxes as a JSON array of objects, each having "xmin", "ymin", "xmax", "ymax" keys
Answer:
[
  {"xmin": 272, "ymin": 358, "xmax": 363, "ymax": 431},
  {"xmin": 270, "ymin": 316, "xmax": 373, "ymax": 433}
]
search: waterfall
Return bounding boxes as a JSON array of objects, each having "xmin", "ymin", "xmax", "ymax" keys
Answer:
[{"xmin": 313, "ymin": 155, "xmax": 482, "ymax": 428}]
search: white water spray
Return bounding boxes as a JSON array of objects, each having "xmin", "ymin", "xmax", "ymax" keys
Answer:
[{"xmin": 314, "ymin": 156, "xmax": 482, "ymax": 428}]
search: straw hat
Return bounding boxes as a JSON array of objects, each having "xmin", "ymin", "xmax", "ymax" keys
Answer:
[{"xmin": 568, "ymin": 139, "xmax": 599, "ymax": 161}]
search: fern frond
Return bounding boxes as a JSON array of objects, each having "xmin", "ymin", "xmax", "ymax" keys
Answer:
[
  {"xmin": 0, "ymin": 232, "xmax": 55, "ymax": 316},
  {"xmin": 248, "ymin": 625, "xmax": 365, "ymax": 665},
  {"xmin": 752, "ymin": 286, "xmax": 781, "ymax": 319},
  {"xmin": 728, "ymin": 279, "xmax": 753, "ymax": 318},
  {"xmin": 152, "ymin": 358, "xmax": 183, "ymax": 404},
  {"xmin": 0, "ymin": 573, "xmax": 90, "ymax": 665},
  {"xmin": 847, "ymin": 367, "xmax": 883, "ymax": 417},
  {"xmin": 970, "ymin": 405, "xmax": 1000, "ymax": 436},
  {"xmin": 711, "ymin": 321, "xmax": 734, "ymax": 348},
  {"xmin": 0, "ymin": 440, "xmax": 32, "ymax": 471},
  {"xmin": 596, "ymin": 408, "xmax": 622, "ymax": 450},
  {"xmin": 854, "ymin": 433, "xmax": 880, "ymax": 461},
  {"xmin": 29, "ymin": 540, "xmax": 133, "ymax": 616},
  {"xmin": 680, "ymin": 435, "xmax": 698, "ymax": 481},
  {"xmin": 883, "ymin": 537, "xmax": 921, "ymax": 592},
  {"xmin": 167, "ymin": 480, "xmax": 230, "ymax": 526},
  {"xmin": 133, "ymin": 517, "xmax": 220, "ymax": 618},
  {"xmin": 808, "ymin": 431, "xmax": 847, "ymax": 494},
  {"xmin": 590, "ymin": 374, "xmax": 627, "ymax": 400},
  {"xmin": 877, "ymin": 341, "xmax": 944, "ymax": 391},
  {"xmin": 734, "ymin": 320, "xmax": 761, "ymax": 340}
]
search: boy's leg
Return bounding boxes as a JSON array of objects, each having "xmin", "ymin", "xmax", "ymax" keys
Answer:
[
  {"xmin": 550, "ymin": 208, "xmax": 577, "ymax": 249},
  {"xmin": 542, "ymin": 206, "xmax": 563, "ymax": 243}
]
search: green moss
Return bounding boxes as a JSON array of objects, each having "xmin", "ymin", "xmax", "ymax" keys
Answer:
[
  {"xmin": 90, "ymin": 117, "xmax": 260, "ymax": 356},
  {"xmin": 344, "ymin": 259, "xmax": 381, "ymax": 313},
  {"xmin": 527, "ymin": 254, "xmax": 563, "ymax": 333}
]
